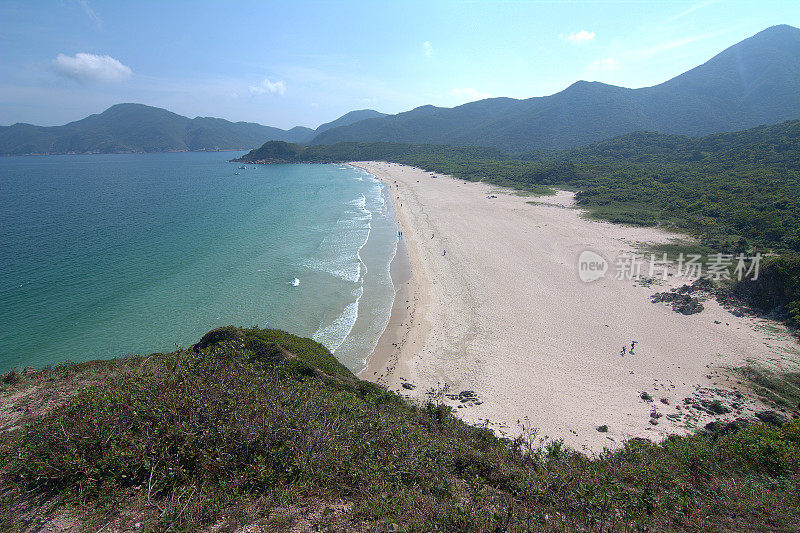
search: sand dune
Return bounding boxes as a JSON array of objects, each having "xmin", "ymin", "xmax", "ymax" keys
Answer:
[{"xmin": 354, "ymin": 162, "xmax": 798, "ymax": 453}]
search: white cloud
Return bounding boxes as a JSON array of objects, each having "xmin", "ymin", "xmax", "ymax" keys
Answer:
[
  {"xmin": 588, "ymin": 57, "xmax": 620, "ymax": 71},
  {"xmin": 76, "ymin": 0, "xmax": 102, "ymax": 29},
  {"xmin": 562, "ymin": 30, "xmax": 596, "ymax": 45},
  {"xmin": 248, "ymin": 78, "xmax": 286, "ymax": 96},
  {"xmin": 450, "ymin": 87, "xmax": 492, "ymax": 101},
  {"xmin": 52, "ymin": 53, "xmax": 132, "ymax": 83},
  {"xmin": 423, "ymin": 41, "xmax": 433, "ymax": 58},
  {"xmin": 629, "ymin": 28, "xmax": 731, "ymax": 61},
  {"xmin": 666, "ymin": 0, "xmax": 721, "ymax": 22}
]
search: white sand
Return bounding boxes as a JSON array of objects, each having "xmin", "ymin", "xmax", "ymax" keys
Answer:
[{"xmin": 354, "ymin": 162, "xmax": 799, "ymax": 453}]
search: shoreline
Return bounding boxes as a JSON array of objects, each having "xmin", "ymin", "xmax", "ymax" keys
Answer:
[
  {"xmin": 358, "ymin": 237, "xmax": 412, "ymax": 383},
  {"xmin": 351, "ymin": 161, "xmax": 799, "ymax": 452},
  {"xmin": 322, "ymin": 166, "xmax": 399, "ymax": 371},
  {"xmin": 353, "ymin": 163, "xmax": 415, "ymax": 384}
]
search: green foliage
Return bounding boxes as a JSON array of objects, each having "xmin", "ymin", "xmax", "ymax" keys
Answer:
[
  {"xmin": 239, "ymin": 140, "xmax": 307, "ymax": 162},
  {"xmin": 730, "ymin": 254, "xmax": 800, "ymax": 326},
  {"xmin": 740, "ymin": 367, "xmax": 800, "ymax": 410},
  {"xmin": 1, "ymin": 367, "xmax": 19, "ymax": 384},
  {"xmin": 566, "ymin": 121, "xmax": 800, "ymax": 253},
  {"xmin": 2, "ymin": 327, "xmax": 799, "ymax": 531},
  {"xmin": 240, "ymin": 327, "xmax": 354, "ymax": 379}
]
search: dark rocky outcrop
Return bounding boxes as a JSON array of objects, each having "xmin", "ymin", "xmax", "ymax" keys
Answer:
[{"xmin": 651, "ymin": 291, "xmax": 705, "ymax": 315}]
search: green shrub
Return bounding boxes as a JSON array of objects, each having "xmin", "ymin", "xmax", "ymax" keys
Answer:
[{"xmin": 2, "ymin": 328, "xmax": 799, "ymax": 531}]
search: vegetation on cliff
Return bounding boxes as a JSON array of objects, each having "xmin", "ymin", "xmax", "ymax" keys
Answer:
[{"xmin": 1, "ymin": 327, "xmax": 799, "ymax": 531}]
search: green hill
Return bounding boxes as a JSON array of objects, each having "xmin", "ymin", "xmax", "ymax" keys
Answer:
[
  {"xmin": 234, "ymin": 140, "xmax": 506, "ymax": 164},
  {"xmin": 314, "ymin": 109, "xmax": 388, "ymax": 134},
  {"xmin": 312, "ymin": 25, "xmax": 800, "ymax": 152},
  {"xmin": 0, "ymin": 104, "xmax": 384, "ymax": 155},
  {"xmin": 2, "ymin": 326, "xmax": 798, "ymax": 531}
]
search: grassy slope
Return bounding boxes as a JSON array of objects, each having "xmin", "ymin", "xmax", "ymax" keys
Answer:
[{"xmin": 1, "ymin": 327, "xmax": 799, "ymax": 532}]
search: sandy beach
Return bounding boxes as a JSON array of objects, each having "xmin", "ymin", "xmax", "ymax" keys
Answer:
[{"xmin": 354, "ymin": 161, "xmax": 799, "ymax": 453}]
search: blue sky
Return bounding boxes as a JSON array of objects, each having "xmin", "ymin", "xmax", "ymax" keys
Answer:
[{"xmin": 1, "ymin": 0, "xmax": 798, "ymax": 129}]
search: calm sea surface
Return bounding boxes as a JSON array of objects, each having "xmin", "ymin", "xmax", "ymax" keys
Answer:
[{"xmin": 0, "ymin": 152, "xmax": 397, "ymax": 372}]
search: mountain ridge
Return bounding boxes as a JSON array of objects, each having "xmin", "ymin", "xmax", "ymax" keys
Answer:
[
  {"xmin": 0, "ymin": 103, "xmax": 384, "ymax": 155},
  {"xmin": 3, "ymin": 25, "xmax": 798, "ymax": 155},
  {"xmin": 312, "ymin": 25, "xmax": 800, "ymax": 152}
]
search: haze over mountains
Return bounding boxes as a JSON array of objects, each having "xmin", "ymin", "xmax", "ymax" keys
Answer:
[
  {"xmin": 0, "ymin": 105, "xmax": 387, "ymax": 155},
  {"xmin": 313, "ymin": 24, "xmax": 800, "ymax": 152},
  {"xmin": 2, "ymin": 24, "xmax": 798, "ymax": 156}
]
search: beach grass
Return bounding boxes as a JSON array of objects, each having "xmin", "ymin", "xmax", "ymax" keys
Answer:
[{"xmin": 740, "ymin": 366, "xmax": 800, "ymax": 410}]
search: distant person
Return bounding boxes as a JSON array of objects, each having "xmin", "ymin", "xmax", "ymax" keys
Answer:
[{"xmin": 621, "ymin": 346, "xmax": 627, "ymax": 356}]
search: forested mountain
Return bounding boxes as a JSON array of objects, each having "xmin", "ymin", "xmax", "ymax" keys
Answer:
[
  {"xmin": 0, "ymin": 104, "xmax": 383, "ymax": 155},
  {"xmin": 314, "ymin": 109, "xmax": 387, "ymax": 134},
  {"xmin": 311, "ymin": 25, "xmax": 800, "ymax": 152}
]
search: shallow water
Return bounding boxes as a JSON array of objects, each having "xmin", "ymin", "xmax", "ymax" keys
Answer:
[{"xmin": 0, "ymin": 153, "xmax": 396, "ymax": 372}]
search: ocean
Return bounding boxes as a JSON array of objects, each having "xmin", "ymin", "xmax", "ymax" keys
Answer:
[{"xmin": 0, "ymin": 152, "xmax": 398, "ymax": 373}]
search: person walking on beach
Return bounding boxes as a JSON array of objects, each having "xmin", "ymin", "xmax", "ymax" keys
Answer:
[{"xmin": 621, "ymin": 346, "xmax": 627, "ymax": 356}]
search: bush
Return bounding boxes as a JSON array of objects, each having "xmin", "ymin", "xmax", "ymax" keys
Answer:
[{"xmin": 2, "ymin": 327, "xmax": 799, "ymax": 532}]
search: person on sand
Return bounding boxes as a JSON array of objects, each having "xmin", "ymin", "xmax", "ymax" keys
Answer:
[
  {"xmin": 631, "ymin": 340, "xmax": 638, "ymax": 354},
  {"xmin": 621, "ymin": 346, "xmax": 627, "ymax": 356},
  {"xmin": 443, "ymin": 250, "xmax": 446, "ymax": 256}
]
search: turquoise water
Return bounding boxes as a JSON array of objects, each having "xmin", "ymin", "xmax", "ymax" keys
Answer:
[{"xmin": 0, "ymin": 152, "xmax": 397, "ymax": 373}]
